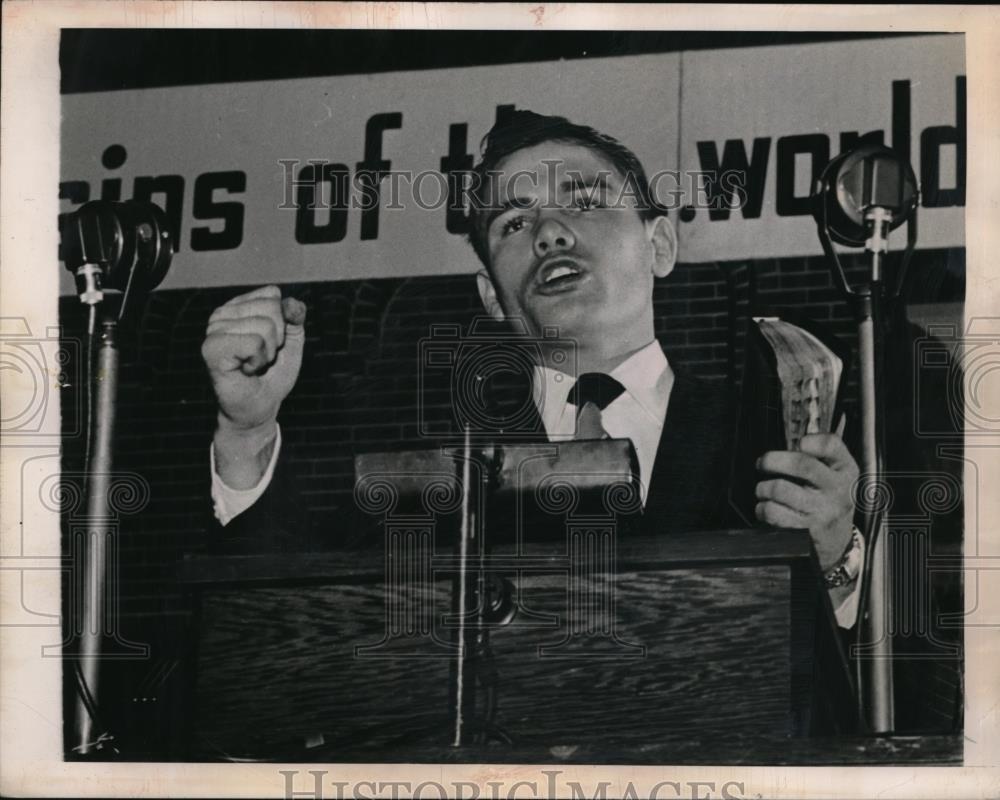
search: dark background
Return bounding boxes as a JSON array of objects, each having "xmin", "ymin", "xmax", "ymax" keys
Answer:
[{"xmin": 60, "ymin": 29, "xmax": 927, "ymax": 93}]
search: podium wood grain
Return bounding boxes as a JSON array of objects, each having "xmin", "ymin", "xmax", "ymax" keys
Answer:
[{"xmin": 187, "ymin": 531, "xmax": 825, "ymax": 761}]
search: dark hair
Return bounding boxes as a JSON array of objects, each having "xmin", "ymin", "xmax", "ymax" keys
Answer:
[{"xmin": 465, "ymin": 110, "xmax": 665, "ymax": 269}]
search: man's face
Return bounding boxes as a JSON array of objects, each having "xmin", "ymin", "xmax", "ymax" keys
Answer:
[{"xmin": 477, "ymin": 141, "xmax": 675, "ymax": 348}]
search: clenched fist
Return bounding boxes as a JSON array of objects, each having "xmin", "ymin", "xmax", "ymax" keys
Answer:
[{"xmin": 202, "ymin": 285, "xmax": 306, "ymax": 489}]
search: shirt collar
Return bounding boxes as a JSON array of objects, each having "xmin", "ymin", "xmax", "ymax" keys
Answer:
[{"xmin": 532, "ymin": 339, "xmax": 672, "ymax": 431}]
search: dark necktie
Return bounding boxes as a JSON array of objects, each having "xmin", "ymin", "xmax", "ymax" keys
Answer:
[{"xmin": 566, "ymin": 373, "xmax": 626, "ymax": 440}]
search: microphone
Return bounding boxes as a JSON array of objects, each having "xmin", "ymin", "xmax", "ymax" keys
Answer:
[
  {"xmin": 810, "ymin": 143, "xmax": 920, "ymax": 735},
  {"xmin": 59, "ymin": 200, "xmax": 173, "ymax": 322},
  {"xmin": 812, "ymin": 143, "xmax": 918, "ymax": 290}
]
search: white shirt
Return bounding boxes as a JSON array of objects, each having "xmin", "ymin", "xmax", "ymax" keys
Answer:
[
  {"xmin": 532, "ymin": 339, "xmax": 672, "ymax": 506},
  {"xmin": 210, "ymin": 424, "xmax": 282, "ymax": 527},
  {"xmin": 210, "ymin": 339, "xmax": 859, "ymax": 626}
]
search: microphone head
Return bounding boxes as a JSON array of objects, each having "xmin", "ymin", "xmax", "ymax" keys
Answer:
[
  {"xmin": 812, "ymin": 144, "xmax": 918, "ymax": 247},
  {"xmin": 59, "ymin": 199, "xmax": 173, "ymax": 292}
]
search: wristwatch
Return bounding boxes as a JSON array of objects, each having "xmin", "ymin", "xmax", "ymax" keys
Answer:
[{"xmin": 824, "ymin": 526, "xmax": 864, "ymax": 588}]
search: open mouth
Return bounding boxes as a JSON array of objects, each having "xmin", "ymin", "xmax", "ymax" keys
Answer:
[{"xmin": 535, "ymin": 259, "xmax": 585, "ymax": 294}]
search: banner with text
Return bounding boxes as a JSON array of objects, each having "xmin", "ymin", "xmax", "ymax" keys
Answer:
[{"xmin": 59, "ymin": 34, "xmax": 964, "ymax": 292}]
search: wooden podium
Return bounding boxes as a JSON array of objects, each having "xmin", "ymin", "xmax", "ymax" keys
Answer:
[{"xmin": 178, "ymin": 527, "xmax": 858, "ymax": 763}]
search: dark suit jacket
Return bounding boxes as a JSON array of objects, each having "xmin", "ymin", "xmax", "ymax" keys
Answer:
[{"xmin": 210, "ymin": 366, "xmax": 743, "ymax": 554}]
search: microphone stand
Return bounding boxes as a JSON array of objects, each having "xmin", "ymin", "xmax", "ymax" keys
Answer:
[
  {"xmin": 74, "ymin": 314, "xmax": 120, "ymax": 755},
  {"xmin": 814, "ymin": 148, "xmax": 918, "ymax": 734},
  {"xmin": 850, "ymin": 227, "xmax": 895, "ymax": 734},
  {"xmin": 61, "ymin": 200, "xmax": 173, "ymax": 755}
]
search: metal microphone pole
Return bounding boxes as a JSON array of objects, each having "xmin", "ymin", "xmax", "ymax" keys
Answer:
[
  {"xmin": 853, "ymin": 218, "xmax": 894, "ymax": 733},
  {"xmin": 75, "ymin": 317, "xmax": 119, "ymax": 754},
  {"xmin": 812, "ymin": 145, "xmax": 918, "ymax": 734}
]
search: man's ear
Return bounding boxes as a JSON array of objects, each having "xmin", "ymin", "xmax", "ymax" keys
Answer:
[
  {"xmin": 647, "ymin": 215, "xmax": 678, "ymax": 279},
  {"xmin": 476, "ymin": 270, "xmax": 506, "ymax": 322}
]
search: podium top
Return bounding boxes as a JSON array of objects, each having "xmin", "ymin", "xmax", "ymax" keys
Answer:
[{"xmin": 177, "ymin": 527, "xmax": 818, "ymax": 587}]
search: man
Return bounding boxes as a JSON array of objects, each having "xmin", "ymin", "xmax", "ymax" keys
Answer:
[{"xmin": 201, "ymin": 110, "xmax": 862, "ymax": 625}]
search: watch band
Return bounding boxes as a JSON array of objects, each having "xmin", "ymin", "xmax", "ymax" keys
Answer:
[{"xmin": 824, "ymin": 526, "xmax": 864, "ymax": 588}]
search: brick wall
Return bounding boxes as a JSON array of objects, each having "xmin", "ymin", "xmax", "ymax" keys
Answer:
[{"xmin": 57, "ymin": 246, "xmax": 965, "ymax": 752}]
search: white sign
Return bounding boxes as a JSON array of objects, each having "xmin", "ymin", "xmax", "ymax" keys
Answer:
[
  {"xmin": 59, "ymin": 35, "xmax": 963, "ymax": 292},
  {"xmin": 678, "ymin": 34, "xmax": 965, "ymax": 262}
]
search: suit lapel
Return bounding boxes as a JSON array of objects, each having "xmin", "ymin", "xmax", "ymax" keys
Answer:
[{"xmin": 639, "ymin": 368, "xmax": 738, "ymax": 535}]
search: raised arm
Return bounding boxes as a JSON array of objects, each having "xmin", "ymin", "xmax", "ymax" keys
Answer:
[
  {"xmin": 201, "ymin": 285, "xmax": 313, "ymax": 551},
  {"xmin": 202, "ymin": 285, "xmax": 306, "ymax": 489}
]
